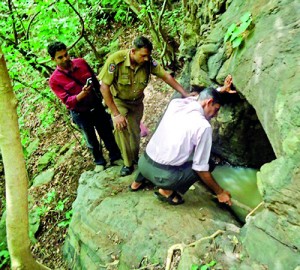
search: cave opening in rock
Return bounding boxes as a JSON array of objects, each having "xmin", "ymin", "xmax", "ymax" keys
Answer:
[
  {"xmin": 208, "ymin": 93, "xmax": 276, "ymax": 223},
  {"xmin": 211, "ymin": 93, "xmax": 276, "ymax": 169}
]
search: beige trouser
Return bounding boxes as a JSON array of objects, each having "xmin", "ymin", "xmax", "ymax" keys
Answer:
[{"xmin": 113, "ymin": 98, "xmax": 144, "ymax": 167}]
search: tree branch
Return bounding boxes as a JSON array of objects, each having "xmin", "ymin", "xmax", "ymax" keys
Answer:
[
  {"xmin": 158, "ymin": 0, "xmax": 168, "ymax": 66},
  {"xmin": 0, "ymin": 33, "xmax": 53, "ymax": 77},
  {"xmin": 12, "ymin": 78, "xmax": 56, "ymax": 103},
  {"xmin": 64, "ymin": 0, "xmax": 85, "ymax": 50},
  {"xmin": 7, "ymin": 0, "xmax": 18, "ymax": 45},
  {"xmin": 26, "ymin": 1, "xmax": 58, "ymax": 41}
]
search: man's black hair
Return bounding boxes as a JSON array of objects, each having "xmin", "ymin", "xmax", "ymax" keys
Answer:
[
  {"xmin": 133, "ymin": 36, "xmax": 153, "ymax": 51},
  {"xmin": 190, "ymin": 84, "xmax": 206, "ymax": 93},
  {"xmin": 47, "ymin": 41, "xmax": 67, "ymax": 58}
]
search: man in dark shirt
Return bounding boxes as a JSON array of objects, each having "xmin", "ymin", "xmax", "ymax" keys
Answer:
[{"xmin": 48, "ymin": 41, "xmax": 121, "ymax": 171}]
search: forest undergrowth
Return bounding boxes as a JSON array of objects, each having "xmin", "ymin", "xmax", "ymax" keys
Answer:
[{"xmin": 0, "ymin": 31, "xmax": 175, "ymax": 268}]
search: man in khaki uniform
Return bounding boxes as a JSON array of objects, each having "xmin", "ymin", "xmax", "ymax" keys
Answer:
[{"xmin": 99, "ymin": 36, "xmax": 194, "ymax": 176}]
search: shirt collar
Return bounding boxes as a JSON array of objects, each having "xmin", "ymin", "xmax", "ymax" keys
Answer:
[
  {"xmin": 184, "ymin": 97, "xmax": 206, "ymax": 118},
  {"xmin": 56, "ymin": 59, "xmax": 78, "ymax": 73}
]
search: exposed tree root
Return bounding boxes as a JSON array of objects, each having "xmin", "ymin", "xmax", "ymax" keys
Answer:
[
  {"xmin": 245, "ymin": 201, "xmax": 264, "ymax": 222},
  {"xmin": 165, "ymin": 230, "xmax": 224, "ymax": 270}
]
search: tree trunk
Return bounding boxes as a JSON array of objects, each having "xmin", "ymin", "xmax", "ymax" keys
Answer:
[
  {"xmin": 0, "ymin": 47, "xmax": 50, "ymax": 269},
  {"xmin": 124, "ymin": 0, "xmax": 178, "ymax": 69}
]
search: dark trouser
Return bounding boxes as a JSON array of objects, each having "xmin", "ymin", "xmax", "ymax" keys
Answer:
[
  {"xmin": 70, "ymin": 105, "xmax": 121, "ymax": 166},
  {"xmin": 135, "ymin": 153, "xmax": 199, "ymax": 194},
  {"xmin": 136, "ymin": 152, "xmax": 215, "ymax": 194},
  {"xmin": 113, "ymin": 97, "xmax": 144, "ymax": 167}
]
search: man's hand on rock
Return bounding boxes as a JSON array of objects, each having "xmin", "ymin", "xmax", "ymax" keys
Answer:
[
  {"xmin": 217, "ymin": 190, "xmax": 232, "ymax": 206},
  {"xmin": 219, "ymin": 74, "xmax": 237, "ymax": 94}
]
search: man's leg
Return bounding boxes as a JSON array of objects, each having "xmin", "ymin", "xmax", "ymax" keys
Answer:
[
  {"xmin": 126, "ymin": 102, "xmax": 144, "ymax": 163},
  {"xmin": 130, "ymin": 153, "xmax": 151, "ymax": 190},
  {"xmin": 133, "ymin": 155, "xmax": 197, "ymax": 203},
  {"xmin": 113, "ymin": 99, "xmax": 141, "ymax": 176},
  {"xmin": 70, "ymin": 111, "xmax": 106, "ymax": 166},
  {"xmin": 113, "ymin": 100, "xmax": 132, "ymax": 167},
  {"xmin": 92, "ymin": 105, "xmax": 121, "ymax": 163}
]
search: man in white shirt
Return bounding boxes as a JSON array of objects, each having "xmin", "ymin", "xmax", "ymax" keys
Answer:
[{"xmin": 130, "ymin": 79, "xmax": 235, "ymax": 206}]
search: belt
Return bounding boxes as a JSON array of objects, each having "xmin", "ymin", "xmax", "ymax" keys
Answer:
[
  {"xmin": 144, "ymin": 152, "xmax": 191, "ymax": 170},
  {"xmin": 115, "ymin": 95, "xmax": 144, "ymax": 105}
]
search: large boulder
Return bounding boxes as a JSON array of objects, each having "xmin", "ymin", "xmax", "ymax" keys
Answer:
[
  {"xmin": 63, "ymin": 167, "xmax": 242, "ymax": 269},
  {"xmin": 64, "ymin": 0, "xmax": 300, "ymax": 268},
  {"xmin": 181, "ymin": 0, "xmax": 300, "ymax": 267}
]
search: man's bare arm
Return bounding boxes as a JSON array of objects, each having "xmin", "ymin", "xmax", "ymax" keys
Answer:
[
  {"xmin": 100, "ymin": 82, "xmax": 127, "ymax": 130},
  {"xmin": 161, "ymin": 73, "xmax": 197, "ymax": 97},
  {"xmin": 197, "ymin": 171, "xmax": 232, "ymax": 205}
]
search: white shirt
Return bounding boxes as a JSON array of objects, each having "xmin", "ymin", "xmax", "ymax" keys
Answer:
[{"xmin": 146, "ymin": 97, "xmax": 212, "ymax": 171}]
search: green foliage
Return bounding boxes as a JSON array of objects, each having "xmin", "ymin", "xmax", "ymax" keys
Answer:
[
  {"xmin": 224, "ymin": 12, "xmax": 252, "ymax": 48},
  {"xmin": 37, "ymin": 149, "xmax": 58, "ymax": 172},
  {"xmin": 58, "ymin": 209, "xmax": 73, "ymax": 228},
  {"xmin": 55, "ymin": 198, "xmax": 69, "ymax": 212},
  {"xmin": 36, "ymin": 205, "xmax": 49, "ymax": 217},
  {"xmin": 24, "ymin": 138, "xmax": 40, "ymax": 159},
  {"xmin": 35, "ymin": 190, "xmax": 72, "ymax": 228},
  {"xmin": 88, "ymin": 0, "xmax": 134, "ymax": 28},
  {"xmin": 0, "ymin": 242, "xmax": 10, "ymax": 268},
  {"xmin": 164, "ymin": 7, "xmax": 185, "ymax": 38},
  {"xmin": 43, "ymin": 190, "xmax": 57, "ymax": 204},
  {"xmin": 38, "ymin": 105, "xmax": 56, "ymax": 129},
  {"xmin": 191, "ymin": 260, "xmax": 217, "ymax": 270},
  {"xmin": 101, "ymin": 0, "xmax": 133, "ymax": 23}
]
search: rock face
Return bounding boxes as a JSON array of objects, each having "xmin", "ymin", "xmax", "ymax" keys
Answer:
[
  {"xmin": 64, "ymin": 0, "xmax": 300, "ymax": 268},
  {"xmin": 64, "ymin": 167, "xmax": 241, "ymax": 269},
  {"xmin": 180, "ymin": 0, "xmax": 300, "ymax": 268},
  {"xmin": 211, "ymin": 96, "xmax": 275, "ymax": 168}
]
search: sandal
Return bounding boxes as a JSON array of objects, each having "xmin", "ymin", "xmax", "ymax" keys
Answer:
[
  {"xmin": 128, "ymin": 182, "xmax": 146, "ymax": 192},
  {"xmin": 154, "ymin": 191, "xmax": 184, "ymax": 205}
]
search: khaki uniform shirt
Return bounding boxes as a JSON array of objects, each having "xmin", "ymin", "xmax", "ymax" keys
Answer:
[{"xmin": 99, "ymin": 49, "xmax": 165, "ymax": 101}]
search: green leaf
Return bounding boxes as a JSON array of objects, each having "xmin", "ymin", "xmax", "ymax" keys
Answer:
[
  {"xmin": 65, "ymin": 209, "xmax": 73, "ymax": 219},
  {"xmin": 0, "ymin": 248, "xmax": 10, "ymax": 268},
  {"xmin": 224, "ymin": 23, "xmax": 237, "ymax": 42},
  {"xmin": 55, "ymin": 197, "xmax": 69, "ymax": 211},
  {"xmin": 43, "ymin": 190, "xmax": 57, "ymax": 204},
  {"xmin": 207, "ymin": 260, "xmax": 217, "ymax": 267},
  {"xmin": 227, "ymin": 23, "xmax": 237, "ymax": 33},
  {"xmin": 232, "ymin": 36, "xmax": 243, "ymax": 48},
  {"xmin": 238, "ymin": 20, "xmax": 252, "ymax": 33},
  {"xmin": 190, "ymin": 264, "xmax": 199, "ymax": 270},
  {"xmin": 240, "ymin": 12, "xmax": 251, "ymax": 23},
  {"xmin": 0, "ymin": 249, "xmax": 9, "ymax": 257},
  {"xmin": 36, "ymin": 205, "xmax": 49, "ymax": 217},
  {"xmin": 58, "ymin": 220, "xmax": 70, "ymax": 227}
]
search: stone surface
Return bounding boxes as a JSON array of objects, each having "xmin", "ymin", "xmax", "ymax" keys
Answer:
[
  {"xmin": 65, "ymin": 0, "xmax": 300, "ymax": 268},
  {"xmin": 181, "ymin": 0, "xmax": 300, "ymax": 267},
  {"xmin": 64, "ymin": 166, "xmax": 241, "ymax": 269},
  {"xmin": 32, "ymin": 168, "xmax": 55, "ymax": 187}
]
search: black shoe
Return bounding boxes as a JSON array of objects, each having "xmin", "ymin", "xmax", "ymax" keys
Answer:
[
  {"xmin": 110, "ymin": 159, "xmax": 123, "ymax": 166},
  {"xmin": 133, "ymin": 158, "xmax": 139, "ymax": 165},
  {"xmin": 120, "ymin": 165, "xmax": 134, "ymax": 177}
]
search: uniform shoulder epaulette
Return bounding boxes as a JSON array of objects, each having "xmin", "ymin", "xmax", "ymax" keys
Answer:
[{"xmin": 108, "ymin": 50, "xmax": 128, "ymax": 65}]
